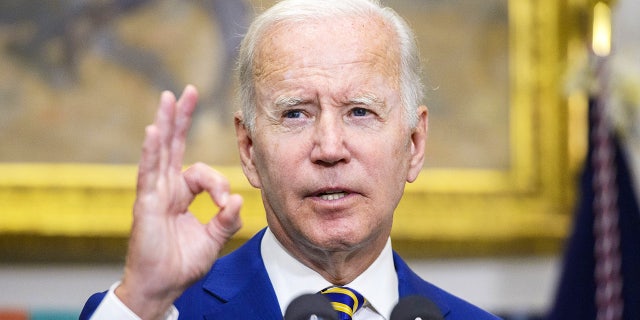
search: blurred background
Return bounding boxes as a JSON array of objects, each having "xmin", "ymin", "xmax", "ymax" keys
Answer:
[{"xmin": 1, "ymin": 0, "xmax": 639, "ymax": 319}]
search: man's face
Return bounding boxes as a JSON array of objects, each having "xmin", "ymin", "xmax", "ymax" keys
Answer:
[{"xmin": 237, "ymin": 16, "xmax": 427, "ymax": 255}]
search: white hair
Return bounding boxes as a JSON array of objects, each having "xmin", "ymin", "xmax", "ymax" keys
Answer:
[{"xmin": 237, "ymin": 0, "xmax": 424, "ymax": 132}]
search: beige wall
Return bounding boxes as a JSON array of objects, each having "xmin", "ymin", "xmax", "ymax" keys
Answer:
[{"xmin": 0, "ymin": 257, "xmax": 560, "ymax": 315}]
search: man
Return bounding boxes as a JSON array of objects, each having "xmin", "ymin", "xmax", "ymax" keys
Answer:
[{"xmin": 81, "ymin": 0, "xmax": 501, "ymax": 319}]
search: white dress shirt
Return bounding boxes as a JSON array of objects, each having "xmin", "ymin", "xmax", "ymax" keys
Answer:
[
  {"xmin": 90, "ymin": 228, "xmax": 398, "ymax": 320},
  {"xmin": 262, "ymin": 228, "xmax": 398, "ymax": 319},
  {"xmin": 89, "ymin": 282, "xmax": 179, "ymax": 320}
]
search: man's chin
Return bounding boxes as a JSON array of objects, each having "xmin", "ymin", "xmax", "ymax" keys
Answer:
[{"xmin": 305, "ymin": 231, "xmax": 365, "ymax": 253}]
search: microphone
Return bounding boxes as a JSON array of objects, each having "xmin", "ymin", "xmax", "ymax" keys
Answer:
[
  {"xmin": 284, "ymin": 293, "xmax": 339, "ymax": 320},
  {"xmin": 390, "ymin": 295, "xmax": 443, "ymax": 320}
]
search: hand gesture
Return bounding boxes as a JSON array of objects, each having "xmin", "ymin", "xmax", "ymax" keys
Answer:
[{"xmin": 115, "ymin": 86, "xmax": 243, "ymax": 319}]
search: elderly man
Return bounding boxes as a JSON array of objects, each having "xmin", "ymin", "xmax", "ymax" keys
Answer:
[{"xmin": 81, "ymin": 0, "xmax": 500, "ymax": 319}]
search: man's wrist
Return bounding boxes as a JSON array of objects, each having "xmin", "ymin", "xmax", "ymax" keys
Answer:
[{"xmin": 112, "ymin": 281, "xmax": 179, "ymax": 320}]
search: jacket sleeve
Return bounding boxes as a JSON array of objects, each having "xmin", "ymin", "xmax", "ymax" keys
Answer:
[{"xmin": 79, "ymin": 291, "xmax": 108, "ymax": 320}]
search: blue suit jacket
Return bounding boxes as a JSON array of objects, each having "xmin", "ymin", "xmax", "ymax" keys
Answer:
[{"xmin": 81, "ymin": 229, "xmax": 500, "ymax": 319}]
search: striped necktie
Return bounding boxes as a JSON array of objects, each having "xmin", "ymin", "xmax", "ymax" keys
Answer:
[{"xmin": 320, "ymin": 286, "xmax": 366, "ymax": 320}]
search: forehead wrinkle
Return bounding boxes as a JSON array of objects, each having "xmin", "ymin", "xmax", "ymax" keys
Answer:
[{"xmin": 254, "ymin": 18, "xmax": 400, "ymax": 80}]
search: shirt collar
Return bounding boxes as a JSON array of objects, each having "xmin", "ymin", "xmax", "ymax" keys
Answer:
[{"xmin": 261, "ymin": 227, "xmax": 398, "ymax": 318}]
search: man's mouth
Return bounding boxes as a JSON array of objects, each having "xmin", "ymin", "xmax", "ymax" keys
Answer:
[{"xmin": 319, "ymin": 191, "xmax": 347, "ymax": 201}]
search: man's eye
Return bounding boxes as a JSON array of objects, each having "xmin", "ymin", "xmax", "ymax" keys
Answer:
[
  {"xmin": 351, "ymin": 108, "xmax": 369, "ymax": 117},
  {"xmin": 283, "ymin": 110, "xmax": 303, "ymax": 118}
]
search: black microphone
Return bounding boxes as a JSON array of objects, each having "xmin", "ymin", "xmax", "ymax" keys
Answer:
[
  {"xmin": 390, "ymin": 295, "xmax": 444, "ymax": 320},
  {"xmin": 284, "ymin": 293, "xmax": 339, "ymax": 320}
]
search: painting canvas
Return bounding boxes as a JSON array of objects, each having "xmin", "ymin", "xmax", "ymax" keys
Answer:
[{"xmin": 0, "ymin": 0, "xmax": 510, "ymax": 169}]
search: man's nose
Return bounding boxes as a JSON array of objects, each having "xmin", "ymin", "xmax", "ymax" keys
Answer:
[{"xmin": 310, "ymin": 113, "xmax": 351, "ymax": 166}]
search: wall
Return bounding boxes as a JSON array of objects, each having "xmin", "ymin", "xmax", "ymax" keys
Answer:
[{"xmin": 0, "ymin": 257, "xmax": 560, "ymax": 317}]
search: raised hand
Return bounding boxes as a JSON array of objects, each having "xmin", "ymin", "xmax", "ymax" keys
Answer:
[{"xmin": 115, "ymin": 85, "xmax": 243, "ymax": 319}]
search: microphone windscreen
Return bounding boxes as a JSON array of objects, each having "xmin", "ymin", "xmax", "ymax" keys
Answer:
[
  {"xmin": 284, "ymin": 293, "xmax": 339, "ymax": 320},
  {"xmin": 390, "ymin": 295, "xmax": 443, "ymax": 320}
]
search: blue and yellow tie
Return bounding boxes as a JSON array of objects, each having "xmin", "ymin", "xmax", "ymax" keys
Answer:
[{"xmin": 320, "ymin": 286, "xmax": 366, "ymax": 320}]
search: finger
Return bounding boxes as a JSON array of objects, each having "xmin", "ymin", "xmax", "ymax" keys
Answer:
[
  {"xmin": 155, "ymin": 91, "xmax": 177, "ymax": 175},
  {"xmin": 170, "ymin": 85, "xmax": 199, "ymax": 172},
  {"xmin": 206, "ymin": 194, "xmax": 243, "ymax": 247},
  {"xmin": 136, "ymin": 124, "xmax": 161, "ymax": 196},
  {"xmin": 182, "ymin": 162, "xmax": 231, "ymax": 207}
]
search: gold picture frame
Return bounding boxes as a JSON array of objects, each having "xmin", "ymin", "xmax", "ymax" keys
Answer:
[{"xmin": 0, "ymin": 0, "xmax": 592, "ymax": 260}]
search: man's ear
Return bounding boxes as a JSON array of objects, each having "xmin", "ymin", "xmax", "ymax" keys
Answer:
[
  {"xmin": 406, "ymin": 105, "xmax": 428, "ymax": 183},
  {"xmin": 235, "ymin": 111, "xmax": 262, "ymax": 188}
]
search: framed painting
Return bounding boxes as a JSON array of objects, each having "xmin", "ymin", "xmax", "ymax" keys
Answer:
[{"xmin": 0, "ymin": 0, "xmax": 592, "ymax": 260}]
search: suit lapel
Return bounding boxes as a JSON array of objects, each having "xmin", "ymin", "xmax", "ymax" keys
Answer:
[
  {"xmin": 201, "ymin": 229, "xmax": 282, "ymax": 319},
  {"xmin": 197, "ymin": 231, "xmax": 453, "ymax": 319},
  {"xmin": 394, "ymin": 251, "xmax": 452, "ymax": 318},
  {"xmin": 202, "ymin": 271, "xmax": 281, "ymax": 319}
]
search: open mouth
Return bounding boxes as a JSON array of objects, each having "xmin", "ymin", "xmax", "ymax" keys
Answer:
[{"xmin": 319, "ymin": 191, "xmax": 347, "ymax": 201}]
